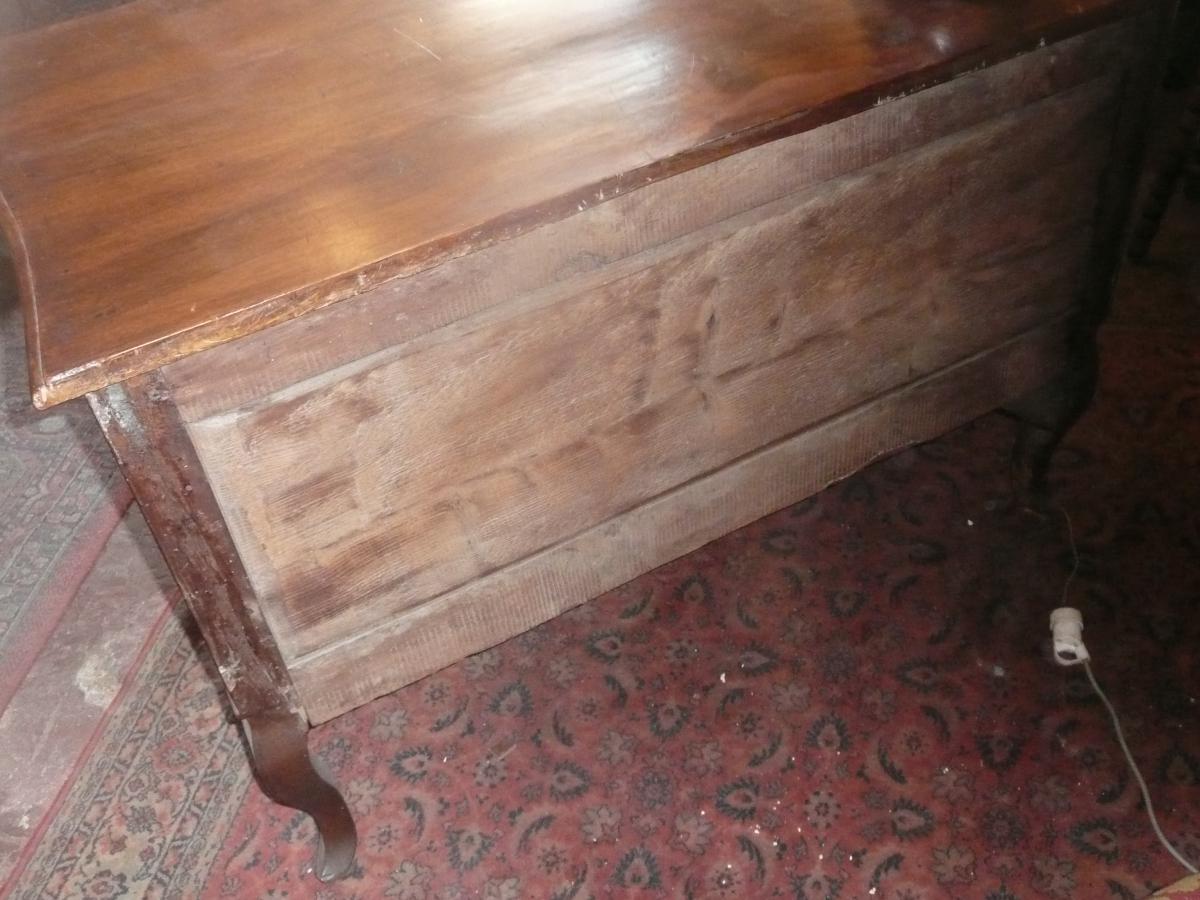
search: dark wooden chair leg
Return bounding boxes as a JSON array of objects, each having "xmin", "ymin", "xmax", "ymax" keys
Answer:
[
  {"xmin": 1002, "ymin": 344, "xmax": 1098, "ymax": 511},
  {"xmin": 242, "ymin": 710, "xmax": 358, "ymax": 882}
]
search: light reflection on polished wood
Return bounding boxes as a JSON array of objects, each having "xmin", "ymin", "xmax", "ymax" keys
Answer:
[{"xmin": 0, "ymin": 0, "xmax": 1140, "ymax": 407}]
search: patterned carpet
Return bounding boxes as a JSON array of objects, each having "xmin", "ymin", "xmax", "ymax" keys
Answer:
[
  {"xmin": 3, "ymin": 174, "xmax": 1199, "ymax": 900},
  {"xmin": 0, "ymin": 248, "xmax": 131, "ymax": 714}
]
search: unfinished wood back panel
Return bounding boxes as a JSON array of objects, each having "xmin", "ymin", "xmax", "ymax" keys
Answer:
[
  {"xmin": 187, "ymin": 74, "xmax": 1117, "ymax": 666},
  {"xmin": 165, "ymin": 26, "xmax": 1130, "ymax": 423},
  {"xmin": 291, "ymin": 318, "xmax": 1071, "ymax": 722}
]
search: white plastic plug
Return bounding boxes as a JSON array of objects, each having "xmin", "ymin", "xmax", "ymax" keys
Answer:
[{"xmin": 1050, "ymin": 607, "xmax": 1089, "ymax": 666}]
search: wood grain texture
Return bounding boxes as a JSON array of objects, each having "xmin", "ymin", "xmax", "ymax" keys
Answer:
[
  {"xmin": 0, "ymin": 0, "xmax": 1143, "ymax": 407},
  {"xmin": 164, "ymin": 25, "xmax": 1131, "ymax": 423},
  {"xmin": 187, "ymin": 76, "xmax": 1117, "ymax": 666},
  {"xmin": 293, "ymin": 318, "xmax": 1073, "ymax": 723},
  {"xmin": 86, "ymin": 373, "xmax": 301, "ymax": 721}
]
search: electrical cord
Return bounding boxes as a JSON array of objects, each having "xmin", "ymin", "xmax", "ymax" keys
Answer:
[
  {"xmin": 1058, "ymin": 502, "xmax": 1080, "ymax": 609},
  {"xmin": 1056, "ymin": 503, "xmax": 1198, "ymax": 875},
  {"xmin": 1083, "ymin": 660, "xmax": 1198, "ymax": 874}
]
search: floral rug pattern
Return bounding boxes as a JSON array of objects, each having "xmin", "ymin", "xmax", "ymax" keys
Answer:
[
  {"xmin": 8, "ymin": 223, "xmax": 1200, "ymax": 900},
  {"xmin": 5, "ymin": 616, "xmax": 252, "ymax": 899},
  {"xmin": 202, "ymin": 338, "xmax": 1199, "ymax": 899}
]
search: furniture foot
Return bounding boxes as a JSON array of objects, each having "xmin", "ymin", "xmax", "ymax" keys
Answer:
[
  {"xmin": 1009, "ymin": 420, "xmax": 1061, "ymax": 513},
  {"xmin": 242, "ymin": 711, "xmax": 358, "ymax": 881},
  {"xmin": 1002, "ymin": 352, "xmax": 1097, "ymax": 511}
]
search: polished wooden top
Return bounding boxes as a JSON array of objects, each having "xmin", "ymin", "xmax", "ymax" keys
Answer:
[
  {"xmin": 0, "ymin": 0, "xmax": 131, "ymax": 35},
  {"xmin": 0, "ymin": 0, "xmax": 1138, "ymax": 407}
]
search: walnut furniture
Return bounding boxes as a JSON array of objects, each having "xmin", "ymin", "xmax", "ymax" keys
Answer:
[{"xmin": 0, "ymin": 0, "xmax": 1169, "ymax": 880}]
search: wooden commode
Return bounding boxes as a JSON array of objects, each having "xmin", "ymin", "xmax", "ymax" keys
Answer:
[{"xmin": 0, "ymin": 0, "xmax": 1169, "ymax": 879}]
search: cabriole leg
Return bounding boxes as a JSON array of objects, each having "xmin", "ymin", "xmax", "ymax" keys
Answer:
[
  {"xmin": 242, "ymin": 711, "xmax": 358, "ymax": 882},
  {"xmin": 88, "ymin": 372, "xmax": 358, "ymax": 881},
  {"xmin": 1003, "ymin": 343, "xmax": 1097, "ymax": 509}
]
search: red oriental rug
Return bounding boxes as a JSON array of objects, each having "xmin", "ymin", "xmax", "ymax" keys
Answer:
[{"xmin": 4, "ymin": 159, "xmax": 1199, "ymax": 900}]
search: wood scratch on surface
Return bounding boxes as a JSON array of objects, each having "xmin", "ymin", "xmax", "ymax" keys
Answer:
[{"xmin": 394, "ymin": 28, "xmax": 442, "ymax": 62}]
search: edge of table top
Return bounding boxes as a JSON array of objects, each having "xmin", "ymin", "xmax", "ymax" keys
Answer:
[{"xmin": 0, "ymin": 0, "xmax": 1144, "ymax": 408}]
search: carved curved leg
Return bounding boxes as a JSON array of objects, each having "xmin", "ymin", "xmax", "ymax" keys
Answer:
[
  {"xmin": 1002, "ymin": 343, "xmax": 1098, "ymax": 511},
  {"xmin": 242, "ymin": 711, "xmax": 358, "ymax": 882}
]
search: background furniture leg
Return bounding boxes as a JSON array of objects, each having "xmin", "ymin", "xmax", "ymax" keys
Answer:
[
  {"xmin": 242, "ymin": 711, "xmax": 358, "ymax": 882},
  {"xmin": 1127, "ymin": 87, "xmax": 1200, "ymax": 262},
  {"xmin": 1003, "ymin": 339, "xmax": 1098, "ymax": 509},
  {"xmin": 1003, "ymin": 2, "xmax": 1174, "ymax": 507}
]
